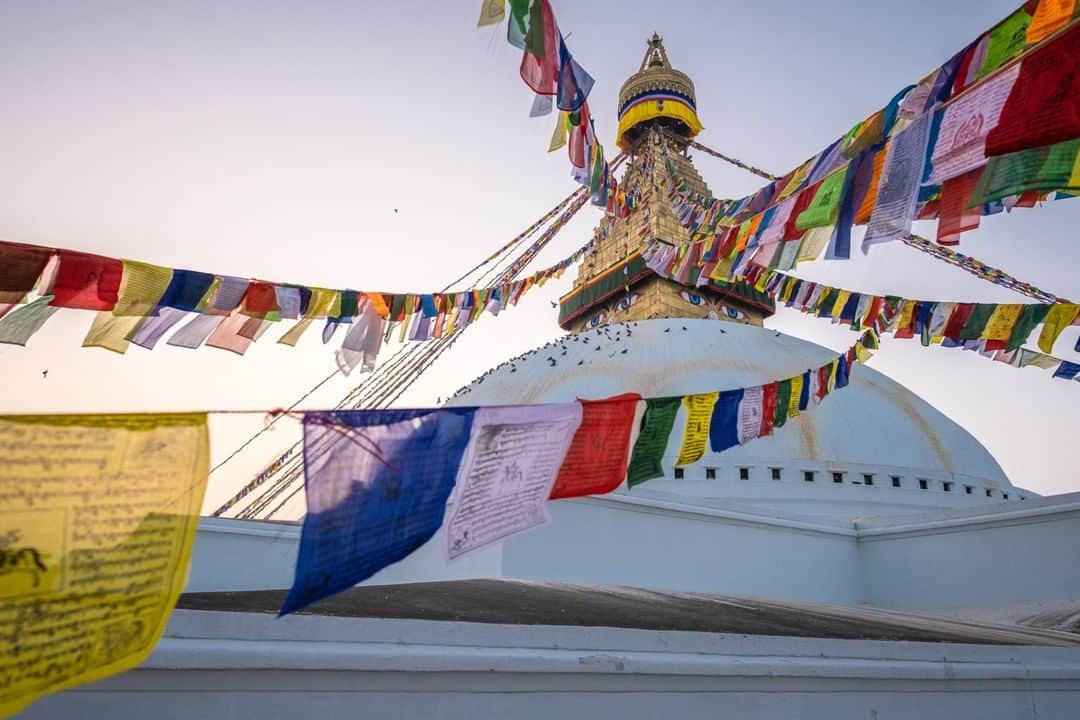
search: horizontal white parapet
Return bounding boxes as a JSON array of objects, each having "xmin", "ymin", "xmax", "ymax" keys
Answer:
[{"xmin": 22, "ymin": 610, "xmax": 1080, "ymax": 720}]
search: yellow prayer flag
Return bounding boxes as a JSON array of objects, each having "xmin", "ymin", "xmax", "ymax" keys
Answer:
[
  {"xmin": 279, "ymin": 287, "xmax": 339, "ymax": 346},
  {"xmin": 476, "ymin": 0, "xmax": 506, "ymax": 27},
  {"xmin": 981, "ymin": 304, "xmax": 1024, "ymax": 342},
  {"xmin": 893, "ymin": 300, "xmax": 917, "ymax": 333},
  {"xmin": 0, "ymin": 414, "xmax": 209, "ymax": 718},
  {"xmin": 855, "ymin": 344, "xmax": 875, "ymax": 364},
  {"xmin": 113, "ymin": 260, "xmax": 173, "ymax": 317},
  {"xmin": 788, "ymin": 375, "xmax": 803, "ymax": 419},
  {"xmin": 548, "ymin": 111, "xmax": 569, "ymax": 153},
  {"xmin": 82, "ymin": 311, "xmax": 143, "ymax": 354},
  {"xmin": 1038, "ymin": 303, "xmax": 1080, "ymax": 353},
  {"xmin": 1027, "ymin": 0, "xmax": 1076, "ymax": 43},
  {"xmin": 777, "ymin": 158, "xmax": 814, "ymax": 201},
  {"xmin": 831, "ymin": 290, "xmax": 852, "ymax": 319},
  {"xmin": 1070, "ymin": 145, "xmax": 1080, "ymax": 187},
  {"xmin": 795, "ymin": 226, "xmax": 833, "ymax": 264},
  {"xmin": 675, "ymin": 391, "xmax": 719, "ymax": 467}
]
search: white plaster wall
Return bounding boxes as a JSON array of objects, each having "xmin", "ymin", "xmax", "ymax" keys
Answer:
[
  {"xmin": 186, "ymin": 516, "xmax": 503, "ymax": 592},
  {"xmin": 858, "ymin": 493, "xmax": 1080, "ymax": 611},
  {"xmin": 502, "ymin": 495, "xmax": 862, "ymax": 604}
]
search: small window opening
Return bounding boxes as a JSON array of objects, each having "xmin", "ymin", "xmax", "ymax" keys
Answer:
[
  {"xmin": 891, "ymin": 476, "xmax": 902, "ymax": 488},
  {"xmin": 673, "ymin": 467, "xmax": 684, "ymax": 479},
  {"xmin": 862, "ymin": 473, "xmax": 874, "ymax": 486},
  {"xmin": 771, "ymin": 467, "xmax": 782, "ymax": 481},
  {"xmin": 943, "ymin": 482, "xmax": 953, "ymax": 493},
  {"xmin": 739, "ymin": 467, "xmax": 750, "ymax": 481},
  {"xmin": 1003, "ymin": 493, "xmax": 1010, "ymax": 500},
  {"xmin": 832, "ymin": 472, "xmax": 844, "ymax": 484},
  {"xmin": 986, "ymin": 488, "xmax": 994, "ymax": 497},
  {"xmin": 964, "ymin": 485, "xmax": 974, "ymax": 495},
  {"xmin": 705, "ymin": 467, "xmax": 716, "ymax": 480},
  {"xmin": 803, "ymin": 470, "xmax": 815, "ymax": 483},
  {"xmin": 918, "ymin": 479, "xmax": 929, "ymax": 490}
]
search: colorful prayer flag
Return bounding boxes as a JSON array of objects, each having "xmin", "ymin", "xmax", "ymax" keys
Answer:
[
  {"xmin": 551, "ymin": 394, "xmax": 641, "ymax": 499},
  {"xmin": 281, "ymin": 408, "xmax": 475, "ymax": 615},
  {"xmin": 627, "ymin": 397, "xmax": 680, "ymax": 487}
]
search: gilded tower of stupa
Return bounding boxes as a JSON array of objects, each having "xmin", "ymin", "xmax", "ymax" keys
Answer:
[{"xmin": 558, "ymin": 34, "xmax": 774, "ymax": 333}]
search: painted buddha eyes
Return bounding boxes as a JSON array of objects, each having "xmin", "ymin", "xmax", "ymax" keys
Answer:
[
  {"xmin": 680, "ymin": 291, "xmax": 705, "ymax": 307},
  {"xmin": 678, "ymin": 291, "xmax": 747, "ymax": 321},
  {"xmin": 587, "ymin": 313, "xmax": 605, "ymax": 328},
  {"xmin": 616, "ymin": 294, "xmax": 639, "ymax": 312}
]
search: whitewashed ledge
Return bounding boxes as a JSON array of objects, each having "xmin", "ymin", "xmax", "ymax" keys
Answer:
[{"xmin": 22, "ymin": 599, "xmax": 1080, "ymax": 720}]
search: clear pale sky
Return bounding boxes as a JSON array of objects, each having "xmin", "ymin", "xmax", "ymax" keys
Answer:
[{"xmin": 0, "ymin": 0, "xmax": 1076, "ymax": 509}]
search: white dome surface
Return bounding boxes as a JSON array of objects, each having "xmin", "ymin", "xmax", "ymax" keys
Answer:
[{"xmin": 448, "ymin": 319, "xmax": 1019, "ymax": 517}]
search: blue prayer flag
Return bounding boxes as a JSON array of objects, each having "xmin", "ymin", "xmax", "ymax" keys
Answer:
[
  {"xmin": 1052, "ymin": 361, "xmax": 1080, "ymax": 381},
  {"xmin": 708, "ymin": 388, "xmax": 744, "ymax": 453},
  {"xmin": 799, "ymin": 371, "xmax": 811, "ymax": 411},
  {"xmin": 835, "ymin": 355, "xmax": 850, "ymax": 389},
  {"xmin": 159, "ymin": 269, "xmax": 215, "ymax": 313},
  {"xmin": 280, "ymin": 408, "xmax": 475, "ymax": 616},
  {"xmin": 556, "ymin": 36, "xmax": 595, "ymax": 112}
]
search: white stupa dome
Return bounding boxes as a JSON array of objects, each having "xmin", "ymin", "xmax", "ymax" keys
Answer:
[{"xmin": 448, "ymin": 318, "xmax": 1026, "ymax": 519}]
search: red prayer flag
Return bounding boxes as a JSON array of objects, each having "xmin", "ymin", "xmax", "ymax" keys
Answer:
[
  {"xmin": 759, "ymin": 383, "xmax": 778, "ymax": 437},
  {"xmin": 242, "ymin": 281, "xmax": 281, "ymax": 315},
  {"xmin": 519, "ymin": 0, "xmax": 559, "ymax": 97},
  {"xmin": 937, "ymin": 168, "xmax": 983, "ymax": 245},
  {"xmin": 0, "ymin": 241, "xmax": 52, "ymax": 304},
  {"xmin": 782, "ymin": 183, "xmax": 818, "ymax": 241},
  {"xmin": 985, "ymin": 24, "xmax": 1080, "ymax": 157},
  {"xmin": 50, "ymin": 249, "xmax": 122, "ymax": 311},
  {"xmin": 943, "ymin": 302, "xmax": 976, "ymax": 340},
  {"xmin": 551, "ymin": 393, "xmax": 642, "ymax": 500}
]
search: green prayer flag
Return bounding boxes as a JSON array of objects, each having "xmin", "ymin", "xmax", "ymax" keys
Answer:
[
  {"xmin": 816, "ymin": 288, "xmax": 839, "ymax": 317},
  {"xmin": 977, "ymin": 9, "xmax": 1031, "ymax": 79},
  {"xmin": 0, "ymin": 295, "xmax": 59, "ymax": 346},
  {"xmin": 959, "ymin": 303, "xmax": 997, "ymax": 340},
  {"xmin": 627, "ymin": 396, "xmax": 681, "ymax": 488},
  {"xmin": 795, "ymin": 166, "xmax": 849, "ymax": 231},
  {"xmin": 773, "ymin": 379, "xmax": 792, "ymax": 429},
  {"xmin": 1007, "ymin": 304, "xmax": 1052, "ymax": 351},
  {"xmin": 507, "ymin": 0, "xmax": 531, "ymax": 49},
  {"xmin": 972, "ymin": 139, "xmax": 1080, "ymax": 206}
]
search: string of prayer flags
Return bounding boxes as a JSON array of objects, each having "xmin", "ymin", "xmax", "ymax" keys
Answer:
[
  {"xmin": 0, "ymin": 413, "xmax": 209, "ymax": 718},
  {"xmin": 647, "ymin": 238, "xmax": 1078, "ymax": 381},
  {"xmin": 668, "ymin": 5, "xmax": 1080, "ymax": 259},
  {"xmin": 478, "ymin": 0, "xmax": 615, "ymax": 203},
  {"xmin": 278, "ymin": 330, "xmax": 873, "ymax": 615},
  {"xmin": 0, "ymin": 219, "xmax": 592, "ymax": 362}
]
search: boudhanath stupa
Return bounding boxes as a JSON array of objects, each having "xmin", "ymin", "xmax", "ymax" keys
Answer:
[{"xmin": 23, "ymin": 33, "xmax": 1080, "ymax": 720}]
